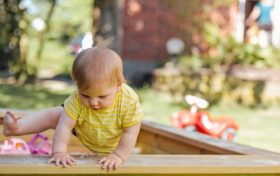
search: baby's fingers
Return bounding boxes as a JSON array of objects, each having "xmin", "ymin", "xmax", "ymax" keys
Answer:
[
  {"xmin": 48, "ymin": 157, "xmax": 55, "ymax": 164},
  {"xmin": 55, "ymin": 158, "xmax": 61, "ymax": 166},
  {"xmin": 69, "ymin": 156, "xmax": 76, "ymax": 163},
  {"xmin": 65, "ymin": 156, "xmax": 76, "ymax": 166},
  {"xmin": 108, "ymin": 160, "xmax": 116, "ymax": 171},
  {"xmin": 61, "ymin": 159, "xmax": 69, "ymax": 168},
  {"xmin": 98, "ymin": 157, "xmax": 107, "ymax": 164},
  {"xmin": 101, "ymin": 159, "xmax": 111, "ymax": 169}
]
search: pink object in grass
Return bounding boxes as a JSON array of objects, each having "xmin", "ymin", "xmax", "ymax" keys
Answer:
[
  {"xmin": 28, "ymin": 133, "xmax": 52, "ymax": 155},
  {"xmin": 0, "ymin": 138, "xmax": 31, "ymax": 154}
]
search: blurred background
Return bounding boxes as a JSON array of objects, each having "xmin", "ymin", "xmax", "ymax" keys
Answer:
[{"xmin": 1, "ymin": 0, "xmax": 280, "ymax": 153}]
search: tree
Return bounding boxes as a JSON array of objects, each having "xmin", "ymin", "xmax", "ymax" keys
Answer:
[
  {"xmin": 31, "ymin": 0, "xmax": 56, "ymax": 78},
  {"xmin": 93, "ymin": 0, "xmax": 123, "ymax": 53},
  {"xmin": 0, "ymin": 0, "xmax": 22, "ymax": 72},
  {"xmin": 5, "ymin": 0, "xmax": 57, "ymax": 83},
  {"xmin": 2, "ymin": 0, "xmax": 93, "ymax": 82}
]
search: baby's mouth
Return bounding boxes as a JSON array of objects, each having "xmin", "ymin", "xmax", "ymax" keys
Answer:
[{"xmin": 91, "ymin": 105, "xmax": 100, "ymax": 110}]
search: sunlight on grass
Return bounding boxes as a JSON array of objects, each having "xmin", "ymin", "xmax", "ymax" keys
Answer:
[
  {"xmin": 135, "ymin": 87, "xmax": 184, "ymax": 125},
  {"xmin": 0, "ymin": 84, "xmax": 74, "ymax": 110},
  {"xmin": 136, "ymin": 88, "xmax": 280, "ymax": 153},
  {"xmin": 210, "ymin": 103, "xmax": 280, "ymax": 153}
]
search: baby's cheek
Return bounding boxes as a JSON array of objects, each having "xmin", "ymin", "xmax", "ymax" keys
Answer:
[
  {"xmin": 103, "ymin": 100, "xmax": 112, "ymax": 107},
  {"xmin": 81, "ymin": 99, "xmax": 89, "ymax": 106}
]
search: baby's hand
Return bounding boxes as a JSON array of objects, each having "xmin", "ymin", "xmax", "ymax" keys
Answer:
[
  {"xmin": 98, "ymin": 152, "xmax": 124, "ymax": 171},
  {"xmin": 48, "ymin": 152, "xmax": 76, "ymax": 168}
]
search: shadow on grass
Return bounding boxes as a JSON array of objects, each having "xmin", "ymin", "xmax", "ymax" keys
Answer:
[{"xmin": 0, "ymin": 84, "xmax": 73, "ymax": 110}]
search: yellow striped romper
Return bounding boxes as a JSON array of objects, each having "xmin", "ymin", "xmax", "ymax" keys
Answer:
[{"xmin": 64, "ymin": 83, "xmax": 144, "ymax": 154}]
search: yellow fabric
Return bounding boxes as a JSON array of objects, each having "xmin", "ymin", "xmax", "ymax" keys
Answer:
[{"xmin": 64, "ymin": 83, "xmax": 144, "ymax": 154}]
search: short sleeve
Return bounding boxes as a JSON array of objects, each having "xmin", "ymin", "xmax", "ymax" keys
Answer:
[
  {"xmin": 64, "ymin": 92, "xmax": 82, "ymax": 121},
  {"xmin": 122, "ymin": 100, "xmax": 144, "ymax": 128}
]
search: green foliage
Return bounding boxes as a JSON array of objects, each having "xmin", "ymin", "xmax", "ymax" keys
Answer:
[
  {"xmin": 160, "ymin": 23, "xmax": 280, "ymax": 107},
  {"xmin": 1, "ymin": 0, "xmax": 93, "ymax": 82},
  {"xmin": 201, "ymin": 22, "xmax": 280, "ymax": 69},
  {"xmin": 26, "ymin": 38, "xmax": 74, "ymax": 77},
  {"xmin": 178, "ymin": 55, "xmax": 204, "ymax": 72},
  {"xmin": 50, "ymin": 0, "xmax": 93, "ymax": 42},
  {"xmin": 0, "ymin": 84, "xmax": 74, "ymax": 109},
  {"xmin": 0, "ymin": 0, "xmax": 21, "ymax": 71}
]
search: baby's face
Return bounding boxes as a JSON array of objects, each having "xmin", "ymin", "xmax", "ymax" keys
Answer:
[{"xmin": 78, "ymin": 84, "xmax": 120, "ymax": 110}]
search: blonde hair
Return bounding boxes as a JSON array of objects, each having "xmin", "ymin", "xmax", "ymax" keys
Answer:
[{"xmin": 72, "ymin": 47, "xmax": 125, "ymax": 91}]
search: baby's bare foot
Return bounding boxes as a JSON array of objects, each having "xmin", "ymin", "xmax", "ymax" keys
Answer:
[{"xmin": 3, "ymin": 111, "xmax": 19, "ymax": 136}]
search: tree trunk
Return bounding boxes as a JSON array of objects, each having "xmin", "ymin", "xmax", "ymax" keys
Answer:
[
  {"xmin": 0, "ymin": 0, "xmax": 21, "ymax": 72},
  {"xmin": 93, "ymin": 0, "xmax": 123, "ymax": 53},
  {"xmin": 32, "ymin": 0, "xmax": 56, "ymax": 80}
]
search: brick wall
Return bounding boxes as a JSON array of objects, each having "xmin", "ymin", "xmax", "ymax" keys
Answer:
[
  {"xmin": 121, "ymin": 0, "xmax": 237, "ymax": 62},
  {"xmin": 121, "ymin": 0, "xmax": 191, "ymax": 61}
]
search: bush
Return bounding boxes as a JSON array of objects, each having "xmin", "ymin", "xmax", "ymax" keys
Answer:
[{"xmin": 153, "ymin": 23, "xmax": 280, "ymax": 107}]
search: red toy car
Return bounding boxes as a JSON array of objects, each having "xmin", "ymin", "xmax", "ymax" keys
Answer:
[{"xmin": 170, "ymin": 95, "xmax": 239, "ymax": 141}]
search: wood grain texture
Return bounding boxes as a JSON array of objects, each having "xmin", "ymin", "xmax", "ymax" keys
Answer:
[
  {"xmin": 0, "ymin": 155, "xmax": 280, "ymax": 175},
  {"xmin": 138, "ymin": 120, "xmax": 280, "ymax": 156}
]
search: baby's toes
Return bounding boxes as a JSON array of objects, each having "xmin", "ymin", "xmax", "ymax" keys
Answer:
[{"xmin": 7, "ymin": 111, "xmax": 19, "ymax": 121}]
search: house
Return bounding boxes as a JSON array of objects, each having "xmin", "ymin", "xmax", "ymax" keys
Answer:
[{"xmin": 93, "ymin": 0, "xmax": 280, "ymax": 86}]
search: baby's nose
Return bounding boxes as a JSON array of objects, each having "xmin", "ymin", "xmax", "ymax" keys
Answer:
[{"xmin": 90, "ymin": 98, "xmax": 98, "ymax": 106}]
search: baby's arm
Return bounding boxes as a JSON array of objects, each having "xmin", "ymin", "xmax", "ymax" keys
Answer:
[
  {"xmin": 48, "ymin": 110, "xmax": 76, "ymax": 167},
  {"xmin": 98, "ymin": 122, "xmax": 141, "ymax": 170}
]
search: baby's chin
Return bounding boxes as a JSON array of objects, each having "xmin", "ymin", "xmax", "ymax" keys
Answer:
[
  {"xmin": 91, "ymin": 106, "xmax": 102, "ymax": 110},
  {"xmin": 90, "ymin": 105, "xmax": 110, "ymax": 110}
]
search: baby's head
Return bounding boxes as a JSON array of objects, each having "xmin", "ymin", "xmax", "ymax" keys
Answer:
[{"xmin": 72, "ymin": 47, "xmax": 125, "ymax": 109}]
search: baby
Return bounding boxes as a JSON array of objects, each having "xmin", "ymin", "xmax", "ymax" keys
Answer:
[{"xmin": 3, "ymin": 46, "xmax": 144, "ymax": 170}]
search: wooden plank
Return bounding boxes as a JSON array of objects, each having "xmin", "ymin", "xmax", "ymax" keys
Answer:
[
  {"xmin": 139, "ymin": 120, "xmax": 280, "ymax": 156},
  {"xmin": 0, "ymin": 155, "xmax": 280, "ymax": 175},
  {"xmin": 138, "ymin": 130, "xmax": 201, "ymax": 154},
  {"xmin": 136, "ymin": 143, "xmax": 169, "ymax": 154}
]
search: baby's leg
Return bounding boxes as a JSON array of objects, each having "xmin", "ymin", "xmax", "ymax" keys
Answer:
[{"xmin": 3, "ymin": 106, "xmax": 63, "ymax": 136}]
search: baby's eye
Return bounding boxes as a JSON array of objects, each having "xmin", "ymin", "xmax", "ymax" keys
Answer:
[
  {"xmin": 99, "ymin": 95, "xmax": 107, "ymax": 99},
  {"xmin": 81, "ymin": 94, "xmax": 90, "ymax": 98}
]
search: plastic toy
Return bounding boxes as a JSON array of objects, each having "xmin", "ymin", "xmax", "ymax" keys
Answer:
[
  {"xmin": 28, "ymin": 133, "xmax": 52, "ymax": 155},
  {"xmin": 0, "ymin": 138, "xmax": 31, "ymax": 154},
  {"xmin": 0, "ymin": 133, "xmax": 52, "ymax": 155},
  {"xmin": 170, "ymin": 95, "xmax": 239, "ymax": 141}
]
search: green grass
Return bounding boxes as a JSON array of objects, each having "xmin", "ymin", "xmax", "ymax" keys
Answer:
[
  {"xmin": 136, "ymin": 87, "xmax": 185, "ymax": 124},
  {"xmin": 0, "ymin": 84, "xmax": 74, "ymax": 110},
  {"xmin": 210, "ymin": 104, "xmax": 280, "ymax": 153},
  {"xmin": 135, "ymin": 88, "xmax": 280, "ymax": 153}
]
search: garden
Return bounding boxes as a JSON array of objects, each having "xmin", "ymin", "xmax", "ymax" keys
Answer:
[{"xmin": 1, "ymin": 0, "xmax": 280, "ymax": 155}]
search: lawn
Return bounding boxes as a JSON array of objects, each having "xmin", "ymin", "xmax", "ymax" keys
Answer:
[
  {"xmin": 0, "ymin": 83, "xmax": 74, "ymax": 110},
  {"xmin": 137, "ymin": 87, "xmax": 280, "ymax": 153},
  {"xmin": 1, "ymin": 83, "xmax": 280, "ymax": 153}
]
